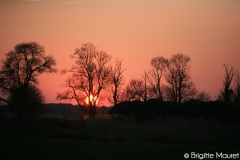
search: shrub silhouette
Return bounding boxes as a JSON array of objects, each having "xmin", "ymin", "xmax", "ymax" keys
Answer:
[
  {"xmin": 109, "ymin": 100, "xmax": 240, "ymax": 122},
  {"xmin": 9, "ymin": 85, "xmax": 44, "ymax": 118}
]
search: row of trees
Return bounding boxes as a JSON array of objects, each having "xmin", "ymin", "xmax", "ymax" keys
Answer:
[
  {"xmin": 123, "ymin": 54, "xmax": 197, "ymax": 104},
  {"xmin": 124, "ymin": 59, "xmax": 240, "ymax": 109},
  {"xmin": 56, "ymin": 43, "xmax": 206, "ymax": 116},
  {"xmin": 0, "ymin": 42, "xmax": 239, "ymax": 118}
]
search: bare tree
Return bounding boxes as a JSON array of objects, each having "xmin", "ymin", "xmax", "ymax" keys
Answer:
[
  {"xmin": 221, "ymin": 63, "xmax": 234, "ymax": 105},
  {"xmin": 148, "ymin": 56, "xmax": 166, "ymax": 100},
  {"xmin": 196, "ymin": 91, "xmax": 211, "ymax": 102},
  {"xmin": 125, "ymin": 79, "xmax": 147, "ymax": 102},
  {"xmin": 109, "ymin": 59, "xmax": 125, "ymax": 106},
  {"xmin": 56, "ymin": 77, "xmax": 86, "ymax": 106},
  {"xmin": 142, "ymin": 71, "xmax": 149, "ymax": 102},
  {"xmin": 233, "ymin": 66, "xmax": 240, "ymax": 108},
  {"xmin": 57, "ymin": 43, "xmax": 112, "ymax": 117},
  {"xmin": 0, "ymin": 42, "xmax": 57, "ymax": 117},
  {"xmin": 165, "ymin": 53, "xmax": 196, "ymax": 103}
]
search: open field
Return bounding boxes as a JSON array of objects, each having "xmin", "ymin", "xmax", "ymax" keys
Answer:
[{"xmin": 1, "ymin": 116, "xmax": 240, "ymax": 160}]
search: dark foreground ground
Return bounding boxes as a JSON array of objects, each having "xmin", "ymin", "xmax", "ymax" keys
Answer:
[{"xmin": 1, "ymin": 116, "xmax": 240, "ymax": 160}]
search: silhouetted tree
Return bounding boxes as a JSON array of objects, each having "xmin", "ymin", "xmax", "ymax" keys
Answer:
[
  {"xmin": 142, "ymin": 71, "xmax": 149, "ymax": 102},
  {"xmin": 165, "ymin": 54, "xmax": 196, "ymax": 103},
  {"xmin": 109, "ymin": 59, "xmax": 125, "ymax": 106},
  {"xmin": 196, "ymin": 91, "xmax": 211, "ymax": 102},
  {"xmin": 125, "ymin": 79, "xmax": 147, "ymax": 101},
  {"xmin": 0, "ymin": 42, "xmax": 56, "ymax": 117},
  {"xmin": 187, "ymin": 90, "xmax": 211, "ymax": 103},
  {"xmin": 9, "ymin": 85, "xmax": 44, "ymax": 117},
  {"xmin": 148, "ymin": 56, "xmax": 166, "ymax": 100},
  {"xmin": 56, "ymin": 77, "xmax": 87, "ymax": 111},
  {"xmin": 233, "ymin": 66, "xmax": 240, "ymax": 109},
  {"xmin": 57, "ymin": 43, "xmax": 112, "ymax": 117},
  {"xmin": 221, "ymin": 63, "xmax": 234, "ymax": 105}
]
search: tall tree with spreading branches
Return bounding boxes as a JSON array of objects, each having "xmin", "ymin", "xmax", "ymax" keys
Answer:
[
  {"xmin": 57, "ymin": 43, "xmax": 112, "ymax": 117},
  {"xmin": 165, "ymin": 53, "xmax": 196, "ymax": 103},
  {"xmin": 109, "ymin": 59, "xmax": 125, "ymax": 106},
  {"xmin": 0, "ymin": 42, "xmax": 57, "ymax": 117},
  {"xmin": 148, "ymin": 56, "xmax": 166, "ymax": 100}
]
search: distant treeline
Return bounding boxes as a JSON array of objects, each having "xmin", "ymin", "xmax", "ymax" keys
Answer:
[
  {"xmin": 0, "ymin": 42, "xmax": 239, "ymax": 119},
  {"xmin": 109, "ymin": 99, "xmax": 240, "ymax": 122}
]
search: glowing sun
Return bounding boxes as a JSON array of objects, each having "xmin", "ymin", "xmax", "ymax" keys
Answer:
[{"xmin": 85, "ymin": 94, "xmax": 98, "ymax": 106}]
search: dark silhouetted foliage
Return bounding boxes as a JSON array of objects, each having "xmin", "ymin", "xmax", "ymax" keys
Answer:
[
  {"xmin": 109, "ymin": 99, "xmax": 240, "ymax": 122},
  {"xmin": 221, "ymin": 63, "xmax": 234, "ymax": 105},
  {"xmin": 9, "ymin": 85, "xmax": 44, "ymax": 117},
  {"xmin": 0, "ymin": 42, "xmax": 57, "ymax": 118}
]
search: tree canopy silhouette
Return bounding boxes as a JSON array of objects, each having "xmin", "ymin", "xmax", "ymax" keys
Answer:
[
  {"xmin": 109, "ymin": 59, "xmax": 125, "ymax": 106},
  {"xmin": 125, "ymin": 78, "xmax": 147, "ymax": 102},
  {"xmin": 234, "ymin": 66, "xmax": 240, "ymax": 109},
  {"xmin": 123, "ymin": 53, "xmax": 196, "ymax": 104},
  {"xmin": 57, "ymin": 43, "xmax": 112, "ymax": 117},
  {"xmin": 221, "ymin": 63, "xmax": 234, "ymax": 105},
  {"xmin": 164, "ymin": 54, "xmax": 196, "ymax": 103},
  {"xmin": 0, "ymin": 42, "xmax": 57, "ymax": 117},
  {"xmin": 220, "ymin": 64, "xmax": 240, "ymax": 109},
  {"xmin": 148, "ymin": 56, "xmax": 166, "ymax": 100}
]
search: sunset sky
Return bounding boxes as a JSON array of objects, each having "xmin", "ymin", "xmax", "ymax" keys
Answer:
[{"xmin": 1, "ymin": 0, "xmax": 240, "ymax": 104}]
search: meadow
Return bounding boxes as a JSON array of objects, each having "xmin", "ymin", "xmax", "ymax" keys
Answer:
[{"xmin": 1, "ymin": 115, "xmax": 240, "ymax": 160}]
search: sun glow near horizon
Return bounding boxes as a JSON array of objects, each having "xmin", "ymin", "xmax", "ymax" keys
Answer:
[
  {"xmin": 1, "ymin": 0, "xmax": 240, "ymax": 104},
  {"xmin": 85, "ymin": 94, "xmax": 98, "ymax": 106}
]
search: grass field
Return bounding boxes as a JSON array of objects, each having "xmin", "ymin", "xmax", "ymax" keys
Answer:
[{"xmin": 1, "ymin": 116, "xmax": 240, "ymax": 160}]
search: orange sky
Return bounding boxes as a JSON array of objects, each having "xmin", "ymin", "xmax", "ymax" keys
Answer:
[{"xmin": 1, "ymin": 0, "xmax": 240, "ymax": 104}]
